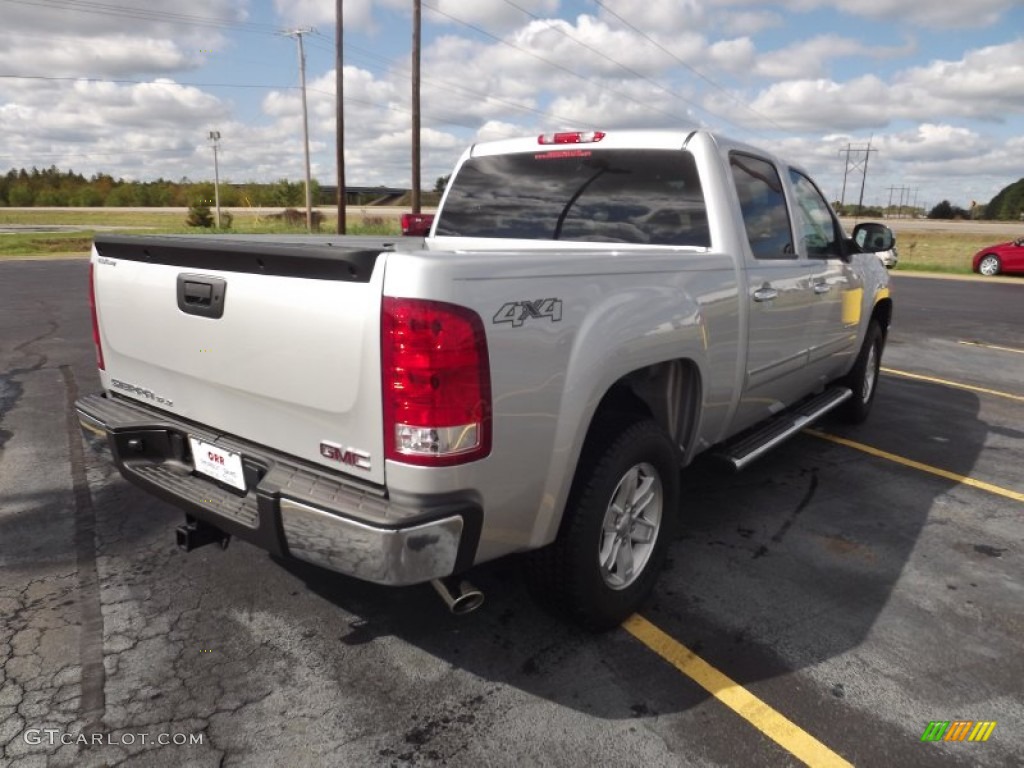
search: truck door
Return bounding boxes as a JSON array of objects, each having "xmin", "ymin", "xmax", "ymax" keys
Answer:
[
  {"xmin": 787, "ymin": 168, "xmax": 861, "ymax": 385},
  {"xmin": 730, "ymin": 152, "xmax": 817, "ymax": 432}
]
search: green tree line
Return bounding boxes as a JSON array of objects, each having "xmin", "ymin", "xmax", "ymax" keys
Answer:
[
  {"xmin": 983, "ymin": 177, "xmax": 1024, "ymax": 221},
  {"xmin": 0, "ymin": 166, "xmax": 322, "ymax": 208}
]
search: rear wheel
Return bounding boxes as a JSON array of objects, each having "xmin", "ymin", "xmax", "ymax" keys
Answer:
[
  {"xmin": 978, "ymin": 254, "xmax": 1001, "ymax": 276},
  {"xmin": 526, "ymin": 419, "xmax": 679, "ymax": 630},
  {"xmin": 838, "ymin": 320, "xmax": 884, "ymax": 424}
]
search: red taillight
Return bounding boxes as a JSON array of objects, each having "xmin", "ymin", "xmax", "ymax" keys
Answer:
[
  {"xmin": 88, "ymin": 262, "xmax": 105, "ymax": 371},
  {"xmin": 382, "ymin": 297, "xmax": 491, "ymax": 466},
  {"xmin": 538, "ymin": 131, "xmax": 606, "ymax": 145},
  {"xmin": 401, "ymin": 212, "xmax": 435, "ymax": 236}
]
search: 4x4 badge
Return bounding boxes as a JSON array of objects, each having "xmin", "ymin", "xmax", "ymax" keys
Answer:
[{"xmin": 493, "ymin": 299, "xmax": 563, "ymax": 327}]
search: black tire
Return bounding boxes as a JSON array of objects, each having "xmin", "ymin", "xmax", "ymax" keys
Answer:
[
  {"xmin": 977, "ymin": 254, "xmax": 1001, "ymax": 276},
  {"xmin": 526, "ymin": 419, "xmax": 679, "ymax": 630},
  {"xmin": 838, "ymin": 320, "xmax": 884, "ymax": 424}
]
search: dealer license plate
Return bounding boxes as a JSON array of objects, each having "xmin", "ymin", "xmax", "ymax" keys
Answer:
[{"xmin": 189, "ymin": 437, "xmax": 246, "ymax": 492}]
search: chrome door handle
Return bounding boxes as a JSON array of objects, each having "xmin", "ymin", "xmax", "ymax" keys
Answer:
[
  {"xmin": 753, "ymin": 286, "xmax": 779, "ymax": 302},
  {"xmin": 813, "ymin": 282, "xmax": 831, "ymax": 294}
]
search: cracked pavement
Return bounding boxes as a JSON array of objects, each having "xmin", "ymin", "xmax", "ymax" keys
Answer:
[{"xmin": 2, "ymin": 260, "xmax": 1022, "ymax": 767}]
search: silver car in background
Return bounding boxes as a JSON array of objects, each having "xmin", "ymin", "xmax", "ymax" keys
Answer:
[{"xmin": 856, "ymin": 225, "xmax": 898, "ymax": 268}]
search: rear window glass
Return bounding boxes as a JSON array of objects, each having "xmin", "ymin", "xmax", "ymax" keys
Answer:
[{"xmin": 435, "ymin": 149, "xmax": 710, "ymax": 247}]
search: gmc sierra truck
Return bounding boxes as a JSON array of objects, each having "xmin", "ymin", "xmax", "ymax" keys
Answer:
[{"xmin": 77, "ymin": 129, "xmax": 894, "ymax": 628}]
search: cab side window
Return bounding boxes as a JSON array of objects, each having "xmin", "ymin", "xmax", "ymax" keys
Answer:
[
  {"xmin": 789, "ymin": 169, "xmax": 842, "ymax": 257},
  {"xmin": 729, "ymin": 152, "xmax": 793, "ymax": 259}
]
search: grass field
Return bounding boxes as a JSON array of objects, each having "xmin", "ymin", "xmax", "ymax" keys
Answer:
[
  {"xmin": 2, "ymin": 210, "xmax": 1021, "ymax": 274},
  {"xmin": 0, "ymin": 209, "xmax": 402, "ymax": 259},
  {"xmin": 889, "ymin": 227, "xmax": 1019, "ymax": 274}
]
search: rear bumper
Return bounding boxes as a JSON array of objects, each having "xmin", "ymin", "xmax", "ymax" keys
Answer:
[{"xmin": 76, "ymin": 392, "xmax": 481, "ymax": 586}]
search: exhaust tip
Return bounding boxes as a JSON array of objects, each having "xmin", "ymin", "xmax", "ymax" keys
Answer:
[
  {"xmin": 431, "ymin": 577, "xmax": 485, "ymax": 615},
  {"xmin": 449, "ymin": 589, "xmax": 485, "ymax": 615}
]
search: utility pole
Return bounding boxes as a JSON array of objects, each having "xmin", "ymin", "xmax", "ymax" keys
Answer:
[
  {"xmin": 411, "ymin": 0, "xmax": 421, "ymax": 214},
  {"xmin": 284, "ymin": 27, "xmax": 315, "ymax": 233},
  {"xmin": 208, "ymin": 130, "xmax": 222, "ymax": 228},
  {"xmin": 335, "ymin": 0, "xmax": 346, "ymax": 234},
  {"xmin": 887, "ymin": 185, "xmax": 912, "ymax": 218},
  {"xmin": 839, "ymin": 141, "xmax": 877, "ymax": 216},
  {"xmin": 838, "ymin": 146, "xmax": 852, "ymax": 210},
  {"xmin": 855, "ymin": 138, "xmax": 875, "ymax": 216}
]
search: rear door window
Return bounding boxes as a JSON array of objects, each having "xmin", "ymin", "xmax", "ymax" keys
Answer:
[{"xmin": 435, "ymin": 149, "xmax": 710, "ymax": 247}]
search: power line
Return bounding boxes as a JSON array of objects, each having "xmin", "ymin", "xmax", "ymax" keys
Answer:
[
  {"xmin": 305, "ymin": 37, "xmax": 592, "ymax": 129},
  {"xmin": 498, "ymin": 0, "xmax": 749, "ymax": 134},
  {"xmin": 421, "ymin": 1, "xmax": 694, "ymax": 127},
  {"xmin": 0, "ymin": 72, "xmax": 491, "ymax": 137},
  {"xmin": 590, "ymin": 0, "xmax": 785, "ymax": 134},
  {"xmin": 0, "ymin": 73, "xmax": 295, "ymax": 89},
  {"xmin": 1, "ymin": 0, "xmax": 279, "ymax": 34}
]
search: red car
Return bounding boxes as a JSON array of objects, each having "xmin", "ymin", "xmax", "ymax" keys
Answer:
[{"xmin": 972, "ymin": 237, "xmax": 1024, "ymax": 276}]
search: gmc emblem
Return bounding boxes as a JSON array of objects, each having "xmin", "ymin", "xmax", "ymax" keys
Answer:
[{"xmin": 320, "ymin": 441, "xmax": 371, "ymax": 471}]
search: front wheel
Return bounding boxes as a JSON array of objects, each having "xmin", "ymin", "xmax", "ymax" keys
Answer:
[
  {"xmin": 978, "ymin": 255, "xmax": 1001, "ymax": 276},
  {"xmin": 526, "ymin": 419, "xmax": 679, "ymax": 630},
  {"xmin": 838, "ymin": 320, "xmax": 884, "ymax": 424}
]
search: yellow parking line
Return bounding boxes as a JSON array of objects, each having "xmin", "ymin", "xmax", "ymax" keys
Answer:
[
  {"xmin": 623, "ymin": 615, "xmax": 853, "ymax": 768},
  {"xmin": 805, "ymin": 429, "xmax": 1024, "ymax": 504},
  {"xmin": 880, "ymin": 367, "xmax": 1024, "ymax": 403},
  {"xmin": 957, "ymin": 340, "xmax": 1024, "ymax": 355}
]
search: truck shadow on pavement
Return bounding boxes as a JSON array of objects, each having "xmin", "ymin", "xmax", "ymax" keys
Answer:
[{"xmin": 282, "ymin": 375, "xmax": 992, "ymax": 721}]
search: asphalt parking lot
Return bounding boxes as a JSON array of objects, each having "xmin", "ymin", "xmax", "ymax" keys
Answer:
[{"xmin": 1, "ymin": 260, "xmax": 1021, "ymax": 767}]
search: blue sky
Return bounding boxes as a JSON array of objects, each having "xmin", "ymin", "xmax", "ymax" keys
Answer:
[{"xmin": 1, "ymin": 0, "xmax": 1022, "ymax": 210}]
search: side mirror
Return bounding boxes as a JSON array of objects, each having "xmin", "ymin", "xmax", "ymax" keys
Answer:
[{"xmin": 852, "ymin": 222, "xmax": 895, "ymax": 253}]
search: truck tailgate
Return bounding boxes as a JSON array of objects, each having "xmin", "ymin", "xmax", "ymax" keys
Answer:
[{"xmin": 92, "ymin": 235, "xmax": 388, "ymax": 485}]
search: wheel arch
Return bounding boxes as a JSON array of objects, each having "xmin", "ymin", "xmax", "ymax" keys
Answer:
[
  {"xmin": 534, "ymin": 358, "xmax": 702, "ymax": 548},
  {"xmin": 591, "ymin": 358, "xmax": 703, "ymax": 463},
  {"xmin": 872, "ymin": 296, "xmax": 893, "ymax": 332}
]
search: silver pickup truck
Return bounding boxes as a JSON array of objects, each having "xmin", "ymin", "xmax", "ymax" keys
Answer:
[{"xmin": 77, "ymin": 129, "xmax": 893, "ymax": 628}]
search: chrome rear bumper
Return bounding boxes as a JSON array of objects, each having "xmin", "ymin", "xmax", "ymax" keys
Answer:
[{"xmin": 75, "ymin": 392, "xmax": 480, "ymax": 586}]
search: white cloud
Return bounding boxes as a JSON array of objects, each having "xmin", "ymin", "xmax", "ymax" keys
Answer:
[
  {"xmin": 475, "ymin": 120, "xmax": 531, "ymax": 142},
  {"xmin": 716, "ymin": 0, "xmax": 1017, "ymax": 29},
  {"xmin": 708, "ymin": 37, "xmax": 757, "ymax": 73},
  {"xmin": 273, "ymin": 0, "xmax": 561, "ymax": 34},
  {"xmin": 876, "ymin": 124, "xmax": 988, "ymax": 162},
  {"xmin": 718, "ymin": 10, "xmax": 783, "ymax": 36},
  {"xmin": 708, "ymin": 75, "xmax": 891, "ymax": 132},
  {"xmin": 709, "ymin": 40, "xmax": 1024, "ymax": 132},
  {"xmin": 0, "ymin": 34, "xmax": 196, "ymax": 78},
  {"xmin": 900, "ymin": 41, "xmax": 1024, "ymax": 113},
  {"xmin": 504, "ymin": 16, "xmax": 699, "ymax": 79},
  {"xmin": 0, "ymin": 0, "xmax": 248, "ymax": 39},
  {"xmin": 0, "ymin": 78, "xmax": 230, "ymax": 180},
  {"xmin": 753, "ymin": 34, "xmax": 908, "ymax": 80},
  {"xmin": 0, "ymin": 1, "xmax": 245, "ymax": 80},
  {"xmin": 0, "ymin": 0, "xmax": 1020, "ymax": 208},
  {"xmin": 428, "ymin": 0, "xmax": 561, "ymax": 30},
  {"xmin": 547, "ymin": 81, "xmax": 699, "ymax": 130},
  {"xmin": 595, "ymin": 0, "xmax": 710, "ymax": 35},
  {"xmin": 272, "ymin": 0, "xmax": 397, "ymax": 32}
]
